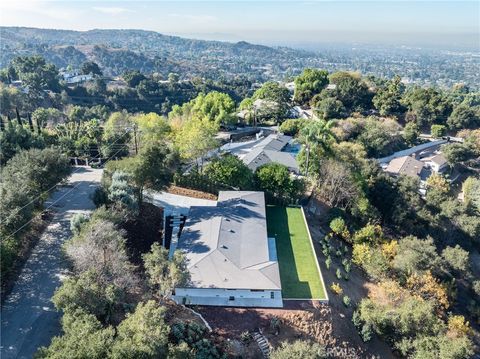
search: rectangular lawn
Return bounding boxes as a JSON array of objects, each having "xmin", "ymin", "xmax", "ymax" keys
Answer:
[{"xmin": 266, "ymin": 206, "xmax": 326, "ymax": 300}]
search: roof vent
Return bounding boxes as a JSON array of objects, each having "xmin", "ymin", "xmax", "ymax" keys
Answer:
[
  {"xmin": 229, "ymin": 229, "xmax": 235, "ymax": 233},
  {"xmin": 221, "ymin": 245, "xmax": 228, "ymax": 249}
]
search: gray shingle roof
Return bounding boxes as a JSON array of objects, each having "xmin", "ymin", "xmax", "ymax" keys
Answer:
[
  {"xmin": 176, "ymin": 191, "xmax": 281, "ymax": 290},
  {"xmin": 386, "ymin": 156, "xmax": 424, "ymax": 178},
  {"xmin": 243, "ymin": 149, "xmax": 299, "ymax": 173}
]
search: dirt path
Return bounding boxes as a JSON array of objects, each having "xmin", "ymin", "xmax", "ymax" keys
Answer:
[{"xmin": 0, "ymin": 167, "xmax": 102, "ymax": 359}]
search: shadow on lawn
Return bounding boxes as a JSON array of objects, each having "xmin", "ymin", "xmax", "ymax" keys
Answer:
[{"xmin": 267, "ymin": 205, "xmax": 312, "ymax": 299}]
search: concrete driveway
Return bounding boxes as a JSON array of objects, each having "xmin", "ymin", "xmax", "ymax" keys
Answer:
[{"xmin": 0, "ymin": 167, "xmax": 103, "ymax": 359}]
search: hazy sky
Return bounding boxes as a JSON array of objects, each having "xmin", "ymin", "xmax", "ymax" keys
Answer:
[{"xmin": 1, "ymin": 1, "xmax": 479, "ymax": 49}]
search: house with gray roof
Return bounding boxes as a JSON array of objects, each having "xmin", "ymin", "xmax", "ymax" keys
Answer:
[
  {"xmin": 242, "ymin": 148, "xmax": 299, "ymax": 173},
  {"xmin": 222, "ymin": 133, "xmax": 300, "ymax": 174},
  {"xmin": 385, "ymin": 155, "xmax": 425, "ymax": 178},
  {"xmin": 172, "ymin": 191, "xmax": 283, "ymax": 308}
]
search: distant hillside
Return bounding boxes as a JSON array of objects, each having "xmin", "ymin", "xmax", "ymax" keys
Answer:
[
  {"xmin": 0, "ymin": 27, "xmax": 313, "ymax": 80},
  {"xmin": 1, "ymin": 27, "xmax": 478, "ymax": 88}
]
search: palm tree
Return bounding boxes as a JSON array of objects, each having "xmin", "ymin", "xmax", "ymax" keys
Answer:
[{"xmin": 299, "ymin": 119, "xmax": 335, "ymax": 177}]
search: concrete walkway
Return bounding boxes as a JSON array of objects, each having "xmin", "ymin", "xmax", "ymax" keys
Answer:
[
  {"xmin": 0, "ymin": 167, "xmax": 103, "ymax": 359},
  {"xmin": 148, "ymin": 191, "xmax": 217, "ymax": 217}
]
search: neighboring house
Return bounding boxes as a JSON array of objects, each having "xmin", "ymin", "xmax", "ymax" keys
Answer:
[
  {"xmin": 423, "ymin": 153, "xmax": 448, "ymax": 173},
  {"xmin": 284, "ymin": 81, "xmax": 295, "ymax": 93},
  {"xmin": 9, "ymin": 80, "xmax": 29, "ymax": 94},
  {"xmin": 66, "ymin": 74, "xmax": 93, "ymax": 84},
  {"xmin": 290, "ymin": 105, "xmax": 314, "ymax": 119},
  {"xmin": 242, "ymin": 147, "xmax": 299, "ymax": 173},
  {"xmin": 172, "ymin": 191, "xmax": 283, "ymax": 308},
  {"xmin": 385, "ymin": 155, "xmax": 425, "ymax": 178},
  {"xmin": 59, "ymin": 69, "xmax": 80, "ymax": 80},
  {"xmin": 222, "ymin": 133, "xmax": 299, "ymax": 174}
]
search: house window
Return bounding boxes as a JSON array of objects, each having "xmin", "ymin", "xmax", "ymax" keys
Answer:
[
  {"xmin": 251, "ymin": 289, "xmax": 264, "ymax": 292},
  {"xmin": 270, "ymin": 292, "xmax": 275, "ymax": 299},
  {"xmin": 229, "ymin": 296, "xmax": 235, "ymax": 301}
]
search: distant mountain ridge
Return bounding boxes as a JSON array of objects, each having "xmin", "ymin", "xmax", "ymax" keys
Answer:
[
  {"xmin": 0, "ymin": 27, "xmax": 312, "ymax": 79},
  {"xmin": 1, "ymin": 27, "xmax": 478, "ymax": 88}
]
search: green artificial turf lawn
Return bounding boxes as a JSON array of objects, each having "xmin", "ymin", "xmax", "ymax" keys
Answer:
[{"xmin": 266, "ymin": 206, "xmax": 326, "ymax": 299}]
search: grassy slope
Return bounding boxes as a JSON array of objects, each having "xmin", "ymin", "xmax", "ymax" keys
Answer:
[{"xmin": 266, "ymin": 206, "xmax": 326, "ymax": 299}]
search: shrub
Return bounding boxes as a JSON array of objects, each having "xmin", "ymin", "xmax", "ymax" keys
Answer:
[
  {"xmin": 343, "ymin": 272, "xmax": 350, "ymax": 281},
  {"xmin": 344, "ymin": 262, "xmax": 351, "ymax": 273},
  {"xmin": 325, "ymin": 256, "xmax": 332, "ymax": 269},
  {"xmin": 70, "ymin": 213, "xmax": 90, "ymax": 236},
  {"xmin": 329, "ymin": 217, "xmax": 349, "ymax": 239},
  {"xmin": 343, "ymin": 295, "xmax": 351, "ymax": 307},
  {"xmin": 431, "ymin": 124, "xmax": 447, "ymax": 138},
  {"xmin": 330, "ymin": 282, "xmax": 343, "ymax": 295},
  {"xmin": 240, "ymin": 331, "xmax": 252, "ymax": 344},
  {"xmin": 270, "ymin": 316, "xmax": 281, "ymax": 333},
  {"xmin": 335, "ymin": 249, "xmax": 342, "ymax": 257},
  {"xmin": 336, "ymin": 268, "xmax": 342, "ymax": 279},
  {"xmin": 361, "ymin": 324, "xmax": 373, "ymax": 342}
]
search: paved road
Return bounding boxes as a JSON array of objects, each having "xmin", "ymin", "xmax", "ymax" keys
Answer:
[{"xmin": 1, "ymin": 167, "xmax": 103, "ymax": 359}]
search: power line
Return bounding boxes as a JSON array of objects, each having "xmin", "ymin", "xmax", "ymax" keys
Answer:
[
  {"xmin": 4, "ymin": 126, "xmax": 133, "ymax": 221},
  {"xmin": 4, "ymin": 142, "xmax": 130, "ymax": 240}
]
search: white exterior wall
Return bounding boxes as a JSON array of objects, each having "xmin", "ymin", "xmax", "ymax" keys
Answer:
[
  {"xmin": 426, "ymin": 160, "xmax": 447, "ymax": 173},
  {"xmin": 173, "ymin": 288, "xmax": 283, "ymax": 308}
]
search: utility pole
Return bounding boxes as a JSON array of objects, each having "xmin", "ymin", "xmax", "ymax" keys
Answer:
[
  {"xmin": 133, "ymin": 124, "xmax": 138, "ymax": 155},
  {"xmin": 15, "ymin": 107, "xmax": 22, "ymax": 125},
  {"xmin": 305, "ymin": 144, "xmax": 310, "ymax": 178},
  {"xmin": 27, "ymin": 113, "xmax": 34, "ymax": 132}
]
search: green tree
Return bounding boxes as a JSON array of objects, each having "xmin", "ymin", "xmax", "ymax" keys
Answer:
[
  {"xmin": 462, "ymin": 177, "xmax": 480, "ymax": 212},
  {"xmin": 52, "ymin": 270, "xmax": 121, "ymax": 323},
  {"xmin": 173, "ymin": 116, "xmax": 218, "ymax": 166},
  {"xmin": 442, "ymin": 245, "xmax": 470, "ymax": 273},
  {"xmin": 110, "ymin": 301, "xmax": 170, "ymax": 359},
  {"xmin": 81, "ymin": 61, "xmax": 102, "ymax": 76},
  {"xmin": 278, "ymin": 118, "xmax": 306, "ymax": 136},
  {"xmin": 294, "ymin": 68, "xmax": 329, "ymax": 105},
  {"xmin": 270, "ymin": 340, "xmax": 326, "ymax": 359},
  {"xmin": 311, "ymin": 95, "xmax": 345, "ymax": 120},
  {"xmin": 403, "ymin": 122, "xmax": 420, "ymax": 146},
  {"xmin": 254, "ymin": 163, "xmax": 304, "ymax": 204},
  {"xmin": 204, "ymin": 154, "xmax": 253, "ymax": 190},
  {"xmin": 431, "ymin": 124, "xmax": 446, "ymax": 138},
  {"xmin": 108, "ymin": 171, "xmax": 139, "ymax": 213},
  {"xmin": 402, "ymin": 87, "xmax": 452, "ymax": 127},
  {"xmin": 36, "ymin": 309, "xmax": 115, "ymax": 359},
  {"xmin": 252, "ymin": 81, "xmax": 292, "ymax": 120},
  {"xmin": 447, "ymin": 103, "xmax": 480, "ymax": 130},
  {"xmin": 299, "ymin": 119, "xmax": 335, "ymax": 176},
  {"xmin": 11, "ymin": 55, "xmax": 60, "ymax": 92},
  {"xmin": 328, "ymin": 71, "xmax": 371, "ymax": 111},
  {"xmin": 442, "ymin": 143, "xmax": 474, "ymax": 165},
  {"xmin": 122, "ymin": 70, "xmax": 146, "ymax": 87},
  {"xmin": 357, "ymin": 117, "xmax": 404, "ymax": 158},
  {"xmin": 393, "ymin": 236, "xmax": 441, "ymax": 277},
  {"xmin": 372, "ymin": 75, "xmax": 405, "ymax": 116},
  {"xmin": 143, "ymin": 243, "xmax": 190, "ymax": 298}
]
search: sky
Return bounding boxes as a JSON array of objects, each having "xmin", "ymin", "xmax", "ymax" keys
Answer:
[{"xmin": 1, "ymin": 1, "xmax": 479, "ymax": 49}]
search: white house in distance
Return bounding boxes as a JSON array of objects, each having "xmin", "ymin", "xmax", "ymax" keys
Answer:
[
  {"xmin": 172, "ymin": 191, "xmax": 283, "ymax": 308},
  {"xmin": 423, "ymin": 153, "xmax": 448, "ymax": 173}
]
